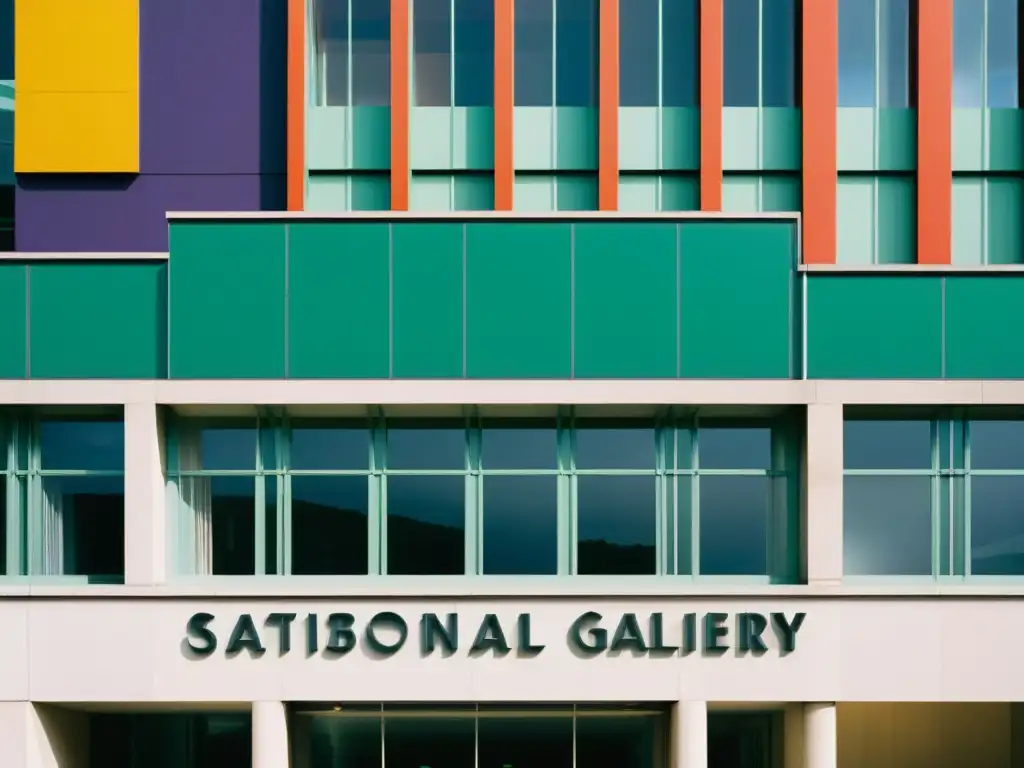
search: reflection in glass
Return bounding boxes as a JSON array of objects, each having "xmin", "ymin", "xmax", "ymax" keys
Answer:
[
  {"xmin": 455, "ymin": 0, "xmax": 495, "ymax": 106},
  {"xmin": 515, "ymin": 0, "xmax": 554, "ymax": 105},
  {"xmin": 577, "ymin": 475, "xmax": 656, "ymax": 575},
  {"xmin": 575, "ymin": 426, "xmax": 654, "ymax": 469},
  {"xmin": 844, "ymin": 475, "xmax": 932, "ymax": 575},
  {"xmin": 386, "ymin": 717, "xmax": 475, "ymax": 768},
  {"xmin": 878, "ymin": 0, "xmax": 911, "ymax": 107},
  {"xmin": 415, "ymin": 0, "xmax": 452, "ymax": 106},
  {"xmin": 619, "ymin": 0, "xmax": 658, "ymax": 107},
  {"xmin": 953, "ymin": 0, "xmax": 984, "ymax": 107},
  {"xmin": 41, "ymin": 475, "xmax": 124, "ymax": 577},
  {"xmin": 387, "ymin": 475, "xmax": 465, "ymax": 574},
  {"xmin": 968, "ymin": 420, "xmax": 1024, "ymax": 470},
  {"xmin": 762, "ymin": 0, "xmax": 797, "ymax": 107},
  {"xmin": 576, "ymin": 715, "xmax": 659, "ymax": 768},
  {"xmin": 211, "ymin": 476, "xmax": 255, "ymax": 575},
  {"xmin": 699, "ymin": 428, "xmax": 771, "ymax": 470},
  {"xmin": 971, "ymin": 476, "xmax": 1024, "ymax": 575},
  {"xmin": 724, "ymin": 0, "xmax": 760, "ymax": 106},
  {"xmin": 310, "ymin": 715, "xmax": 382, "ymax": 768},
  {"xmin": 987, "ymin": 0, "xmax": 1020, "ymax": 107},
  {"xmin": 41, "ymin": 420, "xmax": 124, "ymax": 471},
  {"xmin": 699, "ymin": 476, "xmax": 769, "ymax": 576},
  {"xmin": 351, "ymin": 0, "xmax": 391, "ymax": 105},
  {"xmin": 483, "ymin": 475, "xmax": 558, "ymax": 574},
  {"xmin": 388, "ymin": 426, "xmax": 465, "ymax": 470},
  {"xmin": 316, "ymin": 0, "xmax": 349, "ymax": 106},
  {"xmin": 555, "ymin": 0, "xmax": 598, "ymax": 106},
  {"xmin": 844, "ymin": 420, "xmax": 932, "ymax": 470},
  {"xmin": 90, "ymin": 712, "xmax": 252, "ymax": 768},
  {"xmin": 478, "ymin": 716, "xmax": 573, "ymax": 768},
  {"xmin": 662, "ymin": 0, "xmax": 699, "ymax": 106},
  {"xmin": 838, "ymin": 0, "xmax": 876, "ymax": 107},
  {"xmin": 291, "ymin": 476, "xmax": 369, "ymax": 575},
  {"xmin": 482, "ymin": 425, "xmax": 557, "ymax": 469},
  {"xmin": 198, "ymin": 426, "xmax": 257, "ymax": 471},
  {"xmin": 291, "ymin": 426, "xmax": 370, "ymax": 470}
]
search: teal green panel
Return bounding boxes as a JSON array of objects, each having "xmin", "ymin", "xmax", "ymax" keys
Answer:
[
  {"xmin": 0, "ymin": 264, "xmax": 26, "ymax": 378},
  {"xmin": 806, "ymin": 276, "xmax": 943, "ymax": 379},
  {"xmin": 619, "ymin": 108, "xmax": 659, "ymax": 170},
  {"xmin": 761, "ymin": 108, "xmax": 801, "ymax": 171},
  {"xmin": 574, "ymin": 223, "xmax": 678, "ymax": 378},
  {"xmin": 410, "ymin": 176, "xmax": 452, "ymax": 211},
  {"xmin": 722, "ymin": 108, "xmax": 759, "ymax": 171},
  {"xmin": 951, "ymin": 176, "xmax": 984, "ymax": 266},
  {"xmin": 30, "ymin": 263, "xmax": 166, "ymax": 379},
  {"xmin": 721, "ymin": 174, "xmax": 759, "ymax": 213},
  {"xmin": 555, "ymin": 108, "xmax": 598, "ymax": 170},
  {"xmin": 453, "ymin": 108, "xmax": 494, "ymax": 170},
  {"xmin": 514, "ymin": 108, "xmax": 555, "ymax": 170},
  {"xmin": 619, "ymin": 175, "xmax": 659, "ymax": 211},
  {"xmin": 836, "ymin": 109, "xmax": 875, "ymax": 171},
  {"xmin": 661, "ymin": 108, "xmax": 700, "ymax": 170},
  {"xmin": 679, "ymin": 222, "xmax": 795, "ymax": 379},
  {"xmin": 288, "ymin": 223, "xmax": 390, "ymax": 378},
  {"xmin": 945, "ymin": 277, "xmax": 1024, "ymax": 378},
  {"xmin": 986, "ymin": 178, "xmax": 1024, "ymax": 265},
  {"xmin": 661, "ymin": 175, "xmax": 700, "ymax": 210},
  {"xmin": 351, "ymin": 176, "xmax": 391, "ymax": 211},
  {"xmin": 392, "ymin": 224, "xmax": 463, "ymax": 378},
  {"xmin": 876, "ymin": 176, "xmax": 916, "ymax": 264},
  {"xmin": 307, "ymin": 107, "xmax": 348, "ymax": 170},
  {"xmin": 513, "ymin": 175, "xmax": 555, "ymax": 211},
  {"xmin": 465, "ymin": 223, "xmax": 571, "ymax": 377},
  {"xmin": 351, "ymin": 107, "xmax": 392, "ymax": 170},
  {"xmin": 556, "ymin": 175, "xmax": 597, "ymax": 210},
  {"xmin": 307, "ymin": 175, "xmax": 349, "ymax": 212},
  {"xmin": 877, "ymin": 109, "xmax": 917, "ymax": 171},
  {"xmin": 410, "ymin": 107, "xmax": 453, "ymax": 170},
  {"xmin": 762, "ymin": 176, "xmax": 801, "ymax": 212},
  {"xmin": 952, "ymin": 109, "xmax": 984, "ymax": 171},
  {"xmin": 836, "ymin": 176, "xmax": 874, "ymax": 265},
  {"xmin": 988, "ymin": 109, "xmax": 1024, "ymax": 172},
  {"xmin": 170, "ymin": 223, "xmax": 286, "ymax": 379},
  {"xmin": 453, "ymin": 175, "xmax": 495, "ymax": 210}
]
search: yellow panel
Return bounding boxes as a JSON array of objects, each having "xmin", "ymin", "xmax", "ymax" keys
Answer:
[
  {"xmin": 16, "ymin": 0, "xmax": 139, "ymax": 93},
  {"xmin": 15, "ymin": 91, "xmax": 139, "ymax": 173}
]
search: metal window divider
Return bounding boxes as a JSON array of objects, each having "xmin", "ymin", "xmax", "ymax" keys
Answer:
[{"xmin": 370, "ymin": 408, "xmax": 387, "ymax": 575}]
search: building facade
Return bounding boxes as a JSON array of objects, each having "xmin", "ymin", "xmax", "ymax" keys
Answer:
[{"xmin": 4, "ymin": 1, "xmax": 1024, "ymax": 767}]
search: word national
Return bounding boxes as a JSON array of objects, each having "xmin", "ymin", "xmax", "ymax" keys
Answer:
[{"xmin": 184, "ymin": 610, "xmax": 806, "ymax": 659}]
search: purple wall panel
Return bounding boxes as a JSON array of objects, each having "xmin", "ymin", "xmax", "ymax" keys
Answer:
[
  {"xmin": 140, "ymin": 0, "xmax": 287, "ymax": 174},
  {"xmin": 16, "ymin": 175, "xmax": 285, "ymax": 252}
]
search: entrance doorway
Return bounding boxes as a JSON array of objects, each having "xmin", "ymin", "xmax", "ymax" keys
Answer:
[{"xmin": 707, "ymin": 712, "xmax": 778, "ymax": 768}]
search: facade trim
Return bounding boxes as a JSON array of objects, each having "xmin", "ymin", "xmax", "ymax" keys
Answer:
[
  {"xmin": 390, "ymin": 0, "xmax": 410, "ymax": 211},
  {"xmin": 699, "ymin": 0, "xmax": 723, "ymax": 212},
  {"xmin": 598, "ymin": 0, "xmax": 620, "ymax": 211},
  {"xmin": 801, "ymin": 0, "xmax": 837, "ymax": 265},
  {"xmin": 917, "ymin": 0, "xmax": 953, "ymax": 265},
  {"xmin": 286, "ymin": 0, "xmax": 305, "ymax": 211},
  {"xmin": 494, "ymin": 0, "xmax": 515, "ymax": 210},
  {"xmin": 165, "ymin": 211, "xmax": 801, "ymax": 221}
]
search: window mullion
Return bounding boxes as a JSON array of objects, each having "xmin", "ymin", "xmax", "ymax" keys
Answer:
[
  {"xmin": 465, "ymin": 414, "xmax": 481, "ymax": 575},
  {"xmin": 370, "ymin": 411, "xmax": 386, "ymax": 575},
  {"xmin": 557, "ymin": 408, "xmax": 574, "ymax": 575}
]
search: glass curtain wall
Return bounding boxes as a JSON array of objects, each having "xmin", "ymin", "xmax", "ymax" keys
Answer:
[
  {"xmin": 167, "ymin": 411, "xmax": 800, "ymax": 582},
  {"xmin": 89, "ymin": 712, "xmax": 251, "ymax": 768},
  {"xmin": 845, "ymin": 410, "xmax": 1024, "ymax": 580},
  {"xmin": 296, "ymin": 705, "xmax": 666, "ymax": 768}
]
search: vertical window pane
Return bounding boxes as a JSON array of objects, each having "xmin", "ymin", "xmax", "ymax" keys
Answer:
[
  {"xmin": 844, "ymin": 475, "xmax": 932, "ymax": 575},
  {"xmin": 619, "ymin": 0, "xmax": 659, "ymax": 106},
  {"xmin": 311, "ymin": 716, "xmax": 382, "ymax": 768},
  {"xmin": 479, "ymin": 717, "xmax": 574, "ymax": 768},
  {"xmin": 482, "ymin": 425, "xmax": 557, "ymax": 469},
  {"xmin": 515, "ymin": 0, "xmax": 554, "ymax": 105},
  {"xmin": 290, "ymin": 426, "xmax": 370, "ymax": 470},
  {"xmin": 969, "ymin": 420, "xmax": 1024, "ymax": 470},
  {"xmin": 987, "ymin": 0, "xmax": 1020, "ymax": 108},
  {"xmin": 577, "ymin": 715, "xmax": 660, "ymax": 768},
  {"xmin": 42, "ymin": 475, "xmax": 125, "ymax": 577},
  {"xmin": 291, "ymin": 476, "xmax": 369, "ymax": 575},
  {"xmin": 483, "ymin": 475, "xmax": 558, "ymax": 574},
  {"xmin": 352, "ymin": 0, "xmax": 390, "ymax": 106},
  {"xmin": 662, "ymin": 0, "xmax": 699, "ymax": 106},
  {"xmin": 211, "ymin": 476, "xmax": 255, "ymax": 575},
  {"xmin": 415, "ymin": 0, "xmax": 451, "ymax": 107},
  {"xmin": 699, "ymin": 476, "xmax": 769, "ymax": 575},
  {"xmin": 699, "ymin": 428, "xmax": 772, "ymax": 470},
  {"xmin": 196, "ymin": 426, "xmax": 257, "ymax": 471},
  {"xmin": 971, "ymin": 476, "xmax": 1024, "ymax": 575},
  {"xmin": 387, "ymin": 426, "xmax": 465, "ymax": 470},
  {"xmin": 878, "ymin": 0, "xmax": 911, "ymax": 107},
  {"xmin": 762, "ymin": 0, "xmax": 797, "ymax": 107},
  {"xmin": 555, "ymin": 0, "xmax": 598, "ymax": 106},
  {"xmin": 41, "ymin": 420, "xmax": 124, "ymax": 471},
  {"xmin": 575, "ymin": 425, "xmax": 655, "ymax": 469},
  {"xmin": 577, "ymin": 475, "xmax": 657, "ymax": 575},
  {"xmin": 385, "ymin": 717, "xmax": 475, "ymax": 768},
  {"xmin": 844, "ymin": 420, "xmax": 933, "ymax": 470},
  {"xmin": 317, "ymin": 0, "xmax": 349, "ymax": 106},
  {"xmin": 724, "ymin": 0, "xmax": 760, "ymax": 106},
  {"xmin": 455, "ymin": 0, "xmax": 494, "ymax": 105},
  {"xmin": 953, "ymin": 0, "xmax": 985, "ymax": 107},
  {"xmin": 386, "ymin": 475, "xmax": 465, "ymax": 574},
  {"xmin": 838, "ymin": 0, "xmax": 877, "ymax": 107}
]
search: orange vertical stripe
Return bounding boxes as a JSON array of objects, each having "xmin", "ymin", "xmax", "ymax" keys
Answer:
[
  {"xmin": 801, "ymin": 0, "xmax": 838, "ymax": 264},
  {"xmin": 598, "ymin": 0, "xmax": 619, "ymax": 211},
  {"xmin": 699, "ymin": 0, "xmax": 723, "ymax": 212},
  {"xmin": 390, "ymin": 0, "xmax": 410, "ymax": 211},
  {"xmin": 286, "ymin": 0, "xmax": 305, "ymax": 212},
  {"xmin": 917, "ymin": 0, "xmax": 953, "ymax": 265},
  {"xmin": 494, "ymin": 0, "xmax": 515, "ymax": 211}
]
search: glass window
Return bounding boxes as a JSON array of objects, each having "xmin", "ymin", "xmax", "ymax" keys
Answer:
[
  {"xmin": 515, "ymin": 0, "xmax": 554, "ymax": 105},
  {"xmin": 954, "ymin": 0, "xmax": 985, "ymax": 107},
  {"xmin": 386, "ymin": 716, "xmax": 476, "ymax": 768},
  {"xmin": 575, "ymin": 425, "xmax": 655, "ymax": 470},
  {"xmin": 414, "ymin": 0, "xmax": 452, "ymax": 106},
  {"xmin": 555, "ymin": 0, "xmax": 598, "ymax": 106},
  {"xmin": 351, "ymin": 0, "xmax": 391, "ymax": 105},
  {"xmin": 577, "ymin": 475, "xmax": 657, "ymax": 575},
  {"xmin": 699, "ymin": 475, "xmax": 770, "ymax": 576},
  {"xmin": 724, "ymin": 0, "xmax": 796, "ymax": 107},
  {"xmin": 482, "ymin": 425, "xmax": 557, "ymax": 470},
  {"xmin": 576, "ymin": 714, "xmax": 661, "ymax": 768},
  {"xmin": 662, "ymin": 0, "xmax": 699, "ymax": 107},
  {"xmin": 878, "ymin": 0, "xmax": 911, "ymax": 107},
  {"xmin": 387, "ymin": 475, "xmax": 465, "ymax": 574},
  {"xmin": 291, "ymin": 426, "xmax": 369, "ymax": 471},
  {"xmin": 844, "ymin": 420, "xmax": 932, "ymax": 470},
  {"xmin": 838, "ymin": 0, "xmax": 877, "ymax": 107},
  {"xmin": 455, "ymin": 0, "xmax": 494, "ymax": 106},
  {"xmin": 619, "ymin": 0, "xmax": 659, "ymax": 107},
  {"xmin": 478, "ymin": 714, "xmax": 574, "ymax": 768},
  {"xmin": 315, "ymin": 0, "xmax": 349, "ymax": 106},
  {"xmin": 762, "ymin": 0, "xmax": 797, "ymax": 106},
  {"xmin": 90, "ymin": 712, "xmax": 252, "ymax": 768},
  {"xmin": 309, "ymin": 714, "xmax": 382, "ymax": 768},
  {"xmin": 483, "ymin": 476, "xmax": 558, "ymax": 574},
  {"xmin": 291, "ymin": 475, "xmax": 369, "ymax": 575},
  {"xmin": 724, "ymin": 0, "xmax": 760, "ymax": 107},
  {"xmin": 387, "ymin": 425, "xmax": 465, "ymax": 470},
  {"xmin": 987, "ymin": 0, "xmax": 1020, "ymax": 108},
  {"xmin": 844, "ymin": 475, "xmax": 933, "ymax": 575}
]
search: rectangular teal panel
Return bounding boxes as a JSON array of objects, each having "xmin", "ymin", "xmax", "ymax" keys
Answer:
[
  {"xmin": 762, "ymin": 176, "xmax": 801, "ymax": 212},
  {"xmin": 410, "ymin": 107, "xmax": 453, "ymax": 170},
  {"xmin": 556, "ymin": 176, "xmax": 597, "ymax": 210},
  {"xmin": 307, "ymin": 174, "xmax": 349, "ymax": 212},
  {"xmin": 945, "ymin": 277, "xmax": 1024, "ymax": 378},
  {"xmin": 761, "ymin": 108, "xmax": 801, "ymax": 171},
  {"xmin": 307, "ymin": 107, "xmax": 348, "ymax": 170},
  {"xmin": 170, "ymin": 223, "xmax": 286, "ymax": 379},
  {"xmin": 836, "ymin": 176, "xmax": 874, "ymax": 265},
  {"xmin": 806, "ymin": 276, "xmax": 943, "ymax": 379},
  {"xmin": 619, "ymin": 108, "xmax": 659, "ymax": 170},
  {"xmin": 951, "ymin": 175, "xmax": 984, "ymax": 266},
  {"xmin": 988, "ymin": 109, "xmax": 1024, "ymax": 172},
  {"xmin": 351, "ymin": 175, "xmax": 391, "ymax": 210},
  {"xmin": 877, "ymin": 109, "xmax": 916, "ymax": 171},
  {"xmin": 574, "ymin": 223, "xmax": 677, "ymax": 378},
  {"xmin": 465, "ymin": 223, "xmax": 571, "ymax": 377},
  {"xmin": 555, "ymin": 108, "xmax": 598, "ymax": 170},
  {"xmin": 952, "ymin": 109, "xmax": 984, "ymax": 171},
  {"xmin": 452, "ymin": 107, "xmax": 494, "ymax": 170},
  {"xmin": 514, "ymin": 108, "xmax": 555, "ymax": 170},
  {"xmin": 0, "ymin": 264, "xmax": 25, "ymax": 378},
  {"xmin": 351, "ymin": 107, "xmax": 392, "ymax": 170},
  {"xmin": 392, "ymin": 223, "xmax": 463, "ymax": 378},
  {"xmin": 679, "ymin": 222, "xmax": 795, "ymax": 378},
  {"xmin": 619, "ymin": 175, "xmax": 659, "ymax": 211},
  {"xmin": 410, "ymin": 175, "xmax": 452, "ymax": 211},
  {"xmin": 661, "ymin": 175, "xmax": 700, "ymax": 210},
  {"xmin": 986, "ymin": 177, "xmax": 1024, "ymax": 265},
  {"xmin": 30, "ymin": 263, "xmax": 166, "ymax": 379},
  {"xmin": 877, "ymin": 176, "xmax": 916, "ymax": 264},
  {"xmin": 454, "ymin": 175, "xmax": 495, "ymax": 210},
  {"xmin": 722, "ymin": 174, "xmax": 759, "ymax": 213},
  {"xmin": 722, "ymin": 108, "xmax": 759, "ymax": 171},
  {"xmin": 513, "ymin": 175, "xmax": 555, "ymax": 211},
  {"xmin": 836, "ymin": 109, "xmax": 875, "ymax": 171},
  {"xmin": 288, "ymin": 223, "xmax": 390, "ymax": 378},
  {"xmin": 661, "ymin": 108, "xmax": 700, "ymax": 170}
]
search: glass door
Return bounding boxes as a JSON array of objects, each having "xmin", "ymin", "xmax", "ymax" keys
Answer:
[{"xmin": 707, "ymin": 712, "xmax": 776, "ymax": 768}]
